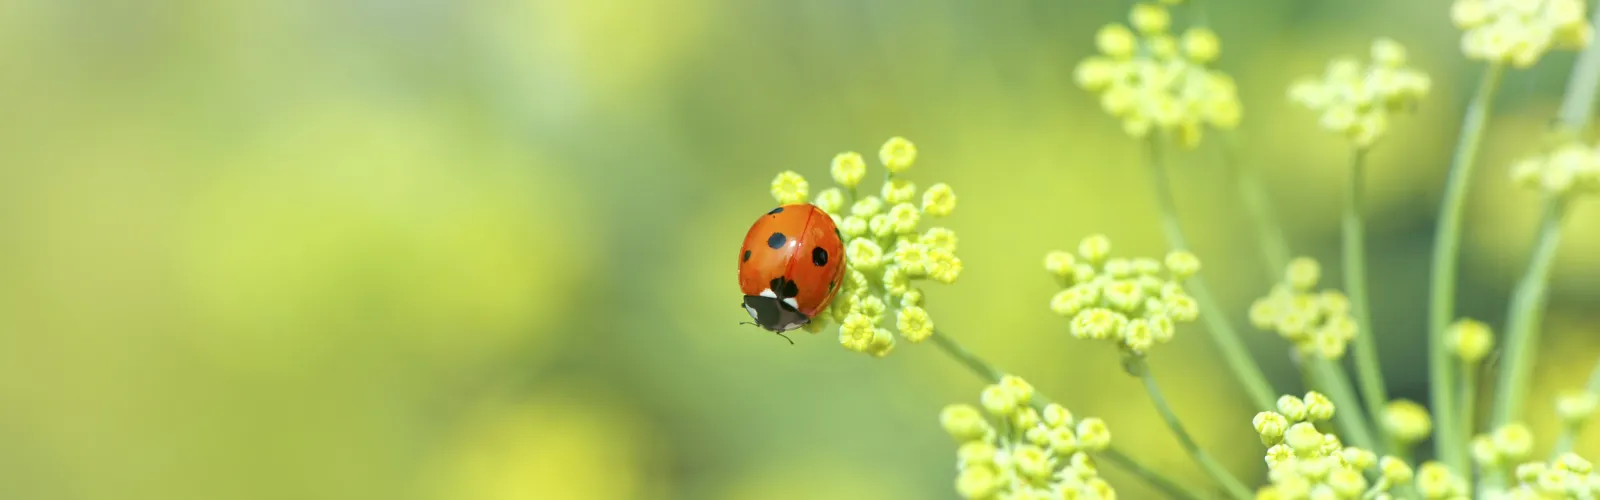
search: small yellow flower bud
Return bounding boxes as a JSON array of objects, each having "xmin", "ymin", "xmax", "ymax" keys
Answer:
[
  {"xmin": 1122, "ymin": 319, "xmax": 1156, "ymax": 352},
  {"xmin": 1129, "ymin": 3, "xmax": 1171, "ymax": 34},
  {"xmin": 1043, "ymin": 404, "xmax": 1074, "ymax": 428},
  {"xmin": 940, "ymin": 404, "xmax": 989, "ymax": 441},
  {"xmin": 851, "ymin": 196, "xmax": 884, "ymax": 217},
  {"xmin": 1371, "ymin": 37, "xmax": 1407, "ymax": 67},
  {"xmin": 1415, "ymin": 461, "xmax": 1458, "ymax": 498},
  {"xmin": 896, "ymin": 306, "xmax": 933, "ymax": 342},
  {"xmin": 1285, "ymin": 422, "xmax": 1323, "ymax": 454},
  {"xmin": 770, "ymin": 170, "xmax": 809, "ymax": 205},
  {"xmin": 927, "ymin": 247, "xmax": 962, "ymax": 284},
  {"xmin": 1473, "ymin": 434, "xmax": 1502, "ymax": 466},
  {"xmin": 1303, "ymin": 391, "xmax": 1335, "ymax": 421},
  {"xmin": 1071, "ymin": 308, "xmax": 1125, "ymax": 340},
  {"xmin": 1380, "ymin": 456, "xmax": 1414, "ymax": 484},
  {"xmin": 1076, "ymin": 417, "xmax": 1112, "ymax": 451},
  {"xmin": 1493, "ymin": 422, "xmax": 1534, "ymax": 460},
  {"xmin": 814, "ymin": 187, "xmax": 844, "ymax": 214},
  {"xmin": 868, "ymin": 327, "xmax": 895, "ymax": 357},
  {"xmin": 955, "ymin": 465, "xmax": 1000, "ymax": 499},
  {"xmin": 1013, "ymin": 444, "xmax": 1054, "ymax": 480},
  {"xmin": 999, "ymin": 375, "xmax": 1035, "ymax": 406},
  {"xmin": 886, "ymin": 203, "xmax": 920, "ymax": 234},
  {"xmin": 1514, "ymin": 461, "xmax": 1546, "ymax": 484},
  {"xmin": 830, "ymin": 152, "xmax": 866, "ymax": 188},
  {"xmin": 1164, "ymin": 294, "xmax": 1199, "ymax": 322},
  {"xmin": 1343, "ymin": 448, "xmax": 1377, "ymax": 470},
  {"xmin": 1047, "ymin": 427, "xmax": 1079, "ymax": 455},
  {"xmin": 881, "ymin": 178, "xmax": 916, "ymax": 205},
  {"xmin": 1164, "ymin": 250, "xmax": 1201, "ymax": 279},
  {"xmin": 847, "ymin": 238, "xmax": 884, "ymax": 270},
  {"xmin": 921, "ymin": 227, "xmax": 957, "ymax": 252},
  {"xmin": 921, "ymin": 183, "xmax": 957, "ymax": 217},
  {"xmin": 1286, "ymin": 257, "xmax": 1321, "ymax": 291},
  {"xmin": 1278, "ymin": 395, "xmax": 1309, "ymax": 421},
  {"xmin": 1557, "ymin": 390, "xmax": 1600, "ymax": 424},
  {"xmin": 839, "ymin": 313, "xmax": 875, "ymax": 351},
  {"xmin": 1046, "ymin": 251, "xmax": 1078, "ymax": 280},
  {"xmin": 841, "ymin": 216, "xmax": 868, "ymax": 237},
  {"xmin": 957, "ymin": 441, "xmax": 997, "ymax": 467},
  {"xmin": 1383, "ymin": 399, "xmax": 1433, "ymax": 444},
  {"xmin": 980, "ymin": 384, "xmax": 1017, "ymax": 416},
  {"xmin": 1254, "ymin": 411, "xmax": 1289, "ymax": 445},
  {"xmin": 1556, "ymin": 452, "xmax": 1593, "ymax": 474},
  {"xmin": 1445, "ymin": 318, "xmax": 1493, "ymax": 363},
  {"xmin": 1328, "ymin": 468, "xmax": 1367, "ymax": 497},
  {"xmin": 1095, "ymin": 23, "xmax": 1137, "ymax": 58},
  {"xmin": 1182, "ymin": 27, "xmax": 1221, "ymax": 63},
  {"xmin": 879, "ymin": 137, "xmax": 916, "ymax": 173},
  {"xmin": 1078, "ymin": 234, "xmax": 1112, "ymax": 262}
]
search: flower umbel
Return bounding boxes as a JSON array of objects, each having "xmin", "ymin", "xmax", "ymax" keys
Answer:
[
  {"xmin": 1508, "ymin": 140, "xmax": 1600, "ymax": 198},
  {"xmin": 1253, "ymin": 392, "xmax": 1412, "ymax": 499},
  {"xmin": 1451, "ymin": 0, "xmax": 1592, "ymax": 68},
  {"xmin": 770, "ymin": 137, "xmax": 962, "ymax": 357},
  {"xmin": 1073, "ymin": 2, "xmax": 1242, "ymax": 148},
  {"xmin": 1288, "ymin": 37, "xmax": 1432, "ymax": 147},
  {"xmin": 1046, "ymin": 234, "xmax": 1200, "ymax": 355},
  {"xmin": 1248, "ymin": 257, "xmax": 1361, "ymax": 359},
  {"xmin": 941, "ymin": 375, "xmax": 1117, "ymax": 499}
]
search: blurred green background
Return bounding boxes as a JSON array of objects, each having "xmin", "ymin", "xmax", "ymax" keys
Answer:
[{"xmin": 4, "ymin": 0, "xmax": 1600, "ymax": 498}]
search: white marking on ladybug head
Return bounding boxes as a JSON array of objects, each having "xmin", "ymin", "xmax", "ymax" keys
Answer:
[
  {"xmin": 744, "ymin": 304, "xmax": 759, "ymax": 321},
  {"xmin": 783, "ymin": 297, "xmax": 799, "ymax": 310},
  {"xmin": 759, "ymin": 288, "xmax": 777, "ymax": 299}
]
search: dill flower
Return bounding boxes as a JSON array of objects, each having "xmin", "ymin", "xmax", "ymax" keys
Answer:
[
  {"xmin": 769, "ymin": 137, "xmax": 963, "ymax": 357},
  {"xmin": 1287, "ymin": 37, "xmax": 1431, "ymax": 148},
  {"xmin": 941, "ymin": 375, "xmax": 1117, "ymax": 499},
  {"xmin": 1381, "ymin": 399, "xmax": 1434, "ymax": 446},
  {"xmin": 1253, "ymin": 393, "xmax": 1408, "ymax": 498},
  {"xmin": 1414, "ymin": 461, "xmax": 1469, "ymax": 498},
  {"xmin": 1503, "ymin": 453, "xmax": 1600, "ymax": 498},
  {"xmin": 1045, "ymin": 234, "xmax": 1200, "ymax": 355},
  {"xmin": 1445, "ymin": 317, "xmax": 1494, "ymax": 363},
  {"xmin": 1451, "ymin": 0, "xmax": 1591, "ymax": 68},
  {"xmin": 1249, "ymin": 257, "xmax": 1361, "ymax": 360},
  {"xmin": 1557, "ymin": 390, "xmax": 1600, "ymax": 425},
  {"xmin": 1073, "ymin": 2, "xmax": 1243, "ymax": 148},
  {"xmin": 1508, "ymin": 140, "xmax": 1600, "ymax": 198}
]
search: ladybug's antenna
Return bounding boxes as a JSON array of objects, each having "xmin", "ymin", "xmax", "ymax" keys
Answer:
[{"xmin": 773, "ymin": 331, "xmax": 794, "ymax": 345}]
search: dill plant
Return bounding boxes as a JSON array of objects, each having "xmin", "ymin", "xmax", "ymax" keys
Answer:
[{"xmin": 754, "ymin": 0, "xmax": 1600, "ymax": 497}]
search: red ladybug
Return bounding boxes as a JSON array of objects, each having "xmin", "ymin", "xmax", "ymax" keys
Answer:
[{"xmin": 737, "ymin": 203, "xmax": 848, "ymax": 342}]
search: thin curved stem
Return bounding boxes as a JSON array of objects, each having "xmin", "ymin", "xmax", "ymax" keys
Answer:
[
  {"xmin": 1427, "ymin": 62, "xmax": 1505, "ymax": 475},
  {"xmin": 1144, "ymin": 136, "xmax": 1278, "ymax": 412},
  {"xmin": 1223, "ymin": 132, "xmax": 1292, "ymax": 276},
  {"xmin": 1459, "ymin": 357, "xmax": 1480, "ymax": 465},
  {"xmin": 926, "ymin": 331, "xmax": 1203, "ymax": 499},
  {"xmin": 1550, "ymin": 355, "xmax": 1600, "ymax": 458},
  {"xmin": 1341, "ymin": 147, "xmax": 1391, "ymax": 451},
  {"xmin": 1126, "ymin": 355, "xmax": 1253, "ymax": 500},
  {"xmin": 1489, "ymin": 197, "xmax": 1568, "ymax": 428}
]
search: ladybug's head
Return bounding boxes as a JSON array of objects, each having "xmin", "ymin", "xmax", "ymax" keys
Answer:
[{"xmin": 741, "ymin": 294, "xmax": 808, "ymax": 343}]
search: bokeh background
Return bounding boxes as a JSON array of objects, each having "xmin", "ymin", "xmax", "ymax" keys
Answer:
[{"xmin": 3, "ymin": 0, "xmax": 1600, "ymax": 498}]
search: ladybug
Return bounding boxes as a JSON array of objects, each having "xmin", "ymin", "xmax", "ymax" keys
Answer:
[{"xmin": 737, "ymin": 203, "xmax": 848, "ymax": 342}]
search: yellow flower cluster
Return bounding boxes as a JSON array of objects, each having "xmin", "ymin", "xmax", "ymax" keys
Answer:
[
  {"xmin": 1472, "ymin": 422, "xmax": 1536, "ymax": 469},
  {"xmin": 1253, "ymin": 393, "xmax": 1413, "ymax": 499},
  {"xmin": 1508, "ymin": 140, "xmax": 1600, "ymax": 198},
  {"xmin": 770, "ymin": 137, "xmax": 961, "ymax": 357},
  {"xmin": 1503, "ymin": 453, "xmax": 1600, "ymax": 499},
  {"xmin": 1045, "ymin": 235, "xmax": 1202, "ymax": 355},
  {"xmin": 1248, "ymin": 258, "xmax": 1359, "ymax": 360},
  {"xmin": 1073, "ymin": 2, "xmax": 1242, "ymax": 149},
  {"xmin": 1451, "ymin": 0, "xmax": 1591, "ymax": 67},
  {"xmin": 1287, "ymin": 38, "xmax": 1431, "ymax": 148},
  {"xmin": 939, "ymin": 376, "xmax": 1116, "ymax": 499}
]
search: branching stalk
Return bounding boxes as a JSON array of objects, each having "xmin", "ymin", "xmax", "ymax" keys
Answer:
[
  {"xmin": 1125, "ymin": 354, "xmax": 1253, "ymax": 500},
  {"xmin": 1341, "ymin": 147, "xmax": 1392, "ymax": 453}
]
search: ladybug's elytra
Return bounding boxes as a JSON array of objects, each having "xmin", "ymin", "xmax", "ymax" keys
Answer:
[{"xmin": 737, "ymin": 203, "xmax": 848, "ymax": 341}]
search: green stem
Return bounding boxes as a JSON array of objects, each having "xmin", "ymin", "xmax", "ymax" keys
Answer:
[
  {"xmin": 1125, "ymin": 354, "xmax": 1253, "ymax": 500},
  {"xmin": 1341, "ymin": 147, "xmax": 1392, "ymax": 452},
  {"xmin": 1427, "ymin": 62, "xmax": 1505, "ymax": 475},
  {"xmin": 1489, "ymin": 198, "xmax": 1569, "ymax": 428},
  {"xmin": 1304, "ymin": 356, "xmax": 1380, "ymax": 453},
  {"xmin": 926, "ymin": 331, "xmax": 1202, "ymax": 499},
  {"xmin": 1550, "ymin": 355, "xmax": 1600, "ymax": 458},
  {"xmin": 1223, "ymin": 133, "xmax": 1292, "ymax": 276},
  {"xmin": 1144, "ymin": 135, "xmax": 1278, "ymax": 412},
  {"xmin": 1459, "ymin": 358, "xmax": 1479, "ymax": 475}
]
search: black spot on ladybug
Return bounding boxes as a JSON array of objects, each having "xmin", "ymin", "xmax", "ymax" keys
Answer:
[
  {"xmin": 742, "ymin": 249, "xmax": 751, "ymax": 262},
  {"xmin": 769, "ymin": 277, "xmax": 800, "ymax": 298},
  {"xmin": 812, "ymin": 247, "xmax": 828, "ymax": 266},
  {"xmin": 768, "ymin": 206, "xmax": 784, "ymax": 215},
  {"xmin": 767, "ymin": 232, "xmax": 786, "ymax": 249}
]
